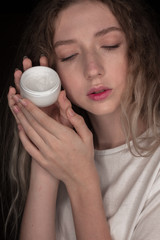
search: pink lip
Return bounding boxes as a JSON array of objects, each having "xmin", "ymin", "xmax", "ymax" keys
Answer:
[{"xmin": 87, "ymin": 86, "xmax": 112, "ymax": 101}]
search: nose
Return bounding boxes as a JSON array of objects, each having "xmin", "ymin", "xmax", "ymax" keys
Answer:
[{"xmin": 83, "ymin": 51, "xmax": 104, "ymax": 80}]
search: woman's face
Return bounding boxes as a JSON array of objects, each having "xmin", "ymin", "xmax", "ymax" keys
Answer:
[{"xmin": 54, "ymin": 1, "xmax": 128, "ymax": 116}]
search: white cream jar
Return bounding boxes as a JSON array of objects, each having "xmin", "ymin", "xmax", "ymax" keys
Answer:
[{"xmin": 20, "ymin": 66, "xmax": 61, "ymax": 107}]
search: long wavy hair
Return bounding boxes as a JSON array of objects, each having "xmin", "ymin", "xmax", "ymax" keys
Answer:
[{"xmin": 1, "ymin": 0, "xmax": 160, "ymax": 238}]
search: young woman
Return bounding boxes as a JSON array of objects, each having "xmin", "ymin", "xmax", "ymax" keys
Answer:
[{"xmin": 1, "ymin": 0, "xmax": 160, "ymax": 239}]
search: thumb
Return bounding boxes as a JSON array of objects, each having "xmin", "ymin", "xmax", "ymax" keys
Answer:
[{"xmin": 66, "ymin": 107, "xmax": 92, "ymax": 143}]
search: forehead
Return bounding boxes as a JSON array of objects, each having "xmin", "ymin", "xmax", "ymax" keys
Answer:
[{"xmin": 54, "ymin": 1, "xmax": 120, "ymax": 42}]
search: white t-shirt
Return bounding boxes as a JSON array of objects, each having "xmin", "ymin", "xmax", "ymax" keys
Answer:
[{"xmin": 56, "ymin": 135, "xmax": 160, "ymax": 240}]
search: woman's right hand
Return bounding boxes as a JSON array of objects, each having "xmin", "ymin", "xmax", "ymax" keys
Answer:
[
  {"xmin": 8, "ymin": 56, "xmax": 72, "ymax": 128},
  {"xmin": 8, "ymin": 56, "xmax": 72, "ymax": 183}
]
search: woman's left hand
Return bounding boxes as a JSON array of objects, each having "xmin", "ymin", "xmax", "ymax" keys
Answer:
[{"xmin": 12, "ymin": 97, "xmax": 95, "ymax": 187}]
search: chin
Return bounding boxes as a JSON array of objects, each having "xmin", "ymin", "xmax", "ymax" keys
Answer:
[{"xmin": 87, "ymin": 104, "xmax": 121, "ymax": 117}]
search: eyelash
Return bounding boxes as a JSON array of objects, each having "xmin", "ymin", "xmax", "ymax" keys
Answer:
[
  {"xmin": 60, "ymin": 44, "xmax": 120, "ymax": 62},
  {"xmin": 61, "ymin": 54, "xmax": 78, "ymax": 62},
  {"xmin": 102, "ymin": 43, "xmax": 120, "ymax": 50}
]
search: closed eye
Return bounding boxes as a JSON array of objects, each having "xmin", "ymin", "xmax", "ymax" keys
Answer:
[
  {"xmin": 61, "ymin": 53, "xmax": 78, "ymax": 62},
  {"xmin": 102, "ymin": 43, "xmax": 120, "ymax": 50}
]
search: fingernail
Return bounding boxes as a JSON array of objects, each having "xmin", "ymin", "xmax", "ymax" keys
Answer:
[
  {"xmin": 18, "ymin": 124, "xmax": 23, "ymax": 131},
  {"xmin": 12, "ymin": 95, "xmax": 20, "ymax": 102},
  {"xmin": 40, "ymin": 53, "xmax": 46, "ymax": 57},
  {"xmin": 67, "ymin": 107, "xmax": 75, "ymax": 117},
  {"xmin": 19, "ymin": 98, "xmax": 27, "ymax": 106},
  {"xmin": 13, "ymin": 105, "xmax": 19, "ymax": 113},
  {"xmin": 23, "ymin": 56, "xmax": 28, "ymax": 60},
  {"xmin": 14, "ymin": 68, "xmax": 19, "ymax": 72}
]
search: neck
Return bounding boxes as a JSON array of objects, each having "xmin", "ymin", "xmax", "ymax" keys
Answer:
[{"xmin": 88, "ymin": 110, "xmax": 126, "ymax": 150}]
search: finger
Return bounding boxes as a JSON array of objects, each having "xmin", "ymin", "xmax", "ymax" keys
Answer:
[
  {"xmin": 67, "ymin": 107, "xmax": 93, "ymax": 143},
  {"xmin": 39, "ymin": 55, "xmax": 49, "ymax": 66},
  {"xmin": 58, "ymin": 90, "xmax": 72, "ymax": 127},
  {"xmin": 14, "ymin": 97, "xmax": 64, "ymax": 140},
  {"xmin": 8, "ymin": 87, "xmax": 16, "ymax": 110},
  {"xmin": 14, "ymin": 69, "xmax": 22, "ymax": 93},
  {"xmin": 18, "ymin": 125, "xmax": 46, "ymax": 166},
  {"xmin": 23, "ymin": 57, "xmax": 32, "ymax": 71},
  {"xmin": 13, "ymin": 104, "xmax": 50, "ymax": 150},
  {"xmin": 7, "ymin": 86, "xmax": 16, "ymax": 101},
  {"xmin": 7, "ymin": 87, "xmax": 20, "ymax": 123},
  {"xmin": 15, "ymin": 101, "xmax": 62, "ymax": 154}
]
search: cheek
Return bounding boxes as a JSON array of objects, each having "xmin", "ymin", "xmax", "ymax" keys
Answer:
[
  {"xmin": 56, "ymin": 64, "xmax": 82, "ymax": 92},
  {"xmin": 56, "ymin": 66, "xmax": 70, "ymax": 89},
  {"xmin": 57, "ymin": 70, "xmax": 80, "ymax": 103},
  {"xmin": 114, "ymin": 56, "xmax": 128, "ymax": 86}
]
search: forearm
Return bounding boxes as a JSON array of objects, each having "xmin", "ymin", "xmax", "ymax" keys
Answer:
[
  {"xmin": 19, "ymin": 160, "xmax": 59, "ymax": 240},
  {"xmin": 66, "ymin": 168, "xmax": 112, "ymax": 240}
]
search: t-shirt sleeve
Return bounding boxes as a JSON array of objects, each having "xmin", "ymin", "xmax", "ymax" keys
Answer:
[{"xmin": 131, "ymin": 170, "xmax": 160, "ymax": 240}]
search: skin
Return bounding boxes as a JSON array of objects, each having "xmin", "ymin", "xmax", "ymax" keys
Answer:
[
  {"xmin": 54, "ymin": 1, "xmax": 128, "ymax": 149},
  {"xmin": 8, "ymin": 1, "xmax": 129, "ymax": 239}
]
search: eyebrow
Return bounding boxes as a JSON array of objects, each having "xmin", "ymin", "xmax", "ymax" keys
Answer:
[
  {"xmin": 54, "ymin": 26, "xmax": 122, "ymax": 48},
  {"xmin": 95, "ymin": 26, "xmax": 122, "ymax": 37},
  {"xmin": 54, "ymin": 39, "xmax": 76, "ymax": 48}
]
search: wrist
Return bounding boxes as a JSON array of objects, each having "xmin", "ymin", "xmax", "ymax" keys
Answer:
[
  {"xmin": 66, "ymin": 165, "xmax": 101, "ymax": 199},
  {"xmin": 65, "ymin": 168, "xmax": 110, "ymax": 240},
  {"xmin": 30, "ymin": 159, "xmax": 59, "ymax": 188}
]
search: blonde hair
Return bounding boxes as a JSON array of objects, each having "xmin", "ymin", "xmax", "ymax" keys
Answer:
[{"xmin": 1, "ymin": 0, "xmax": 160, "ymax": 238}]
